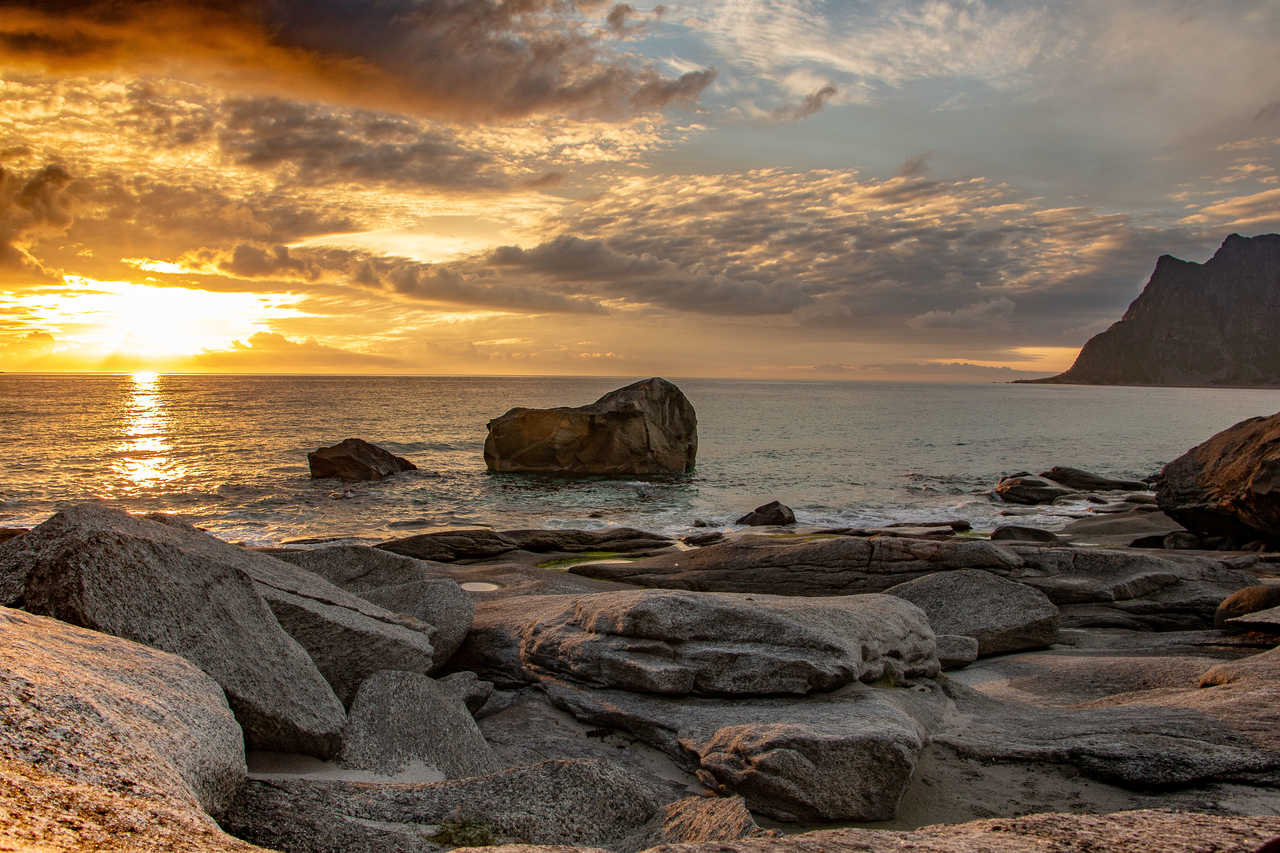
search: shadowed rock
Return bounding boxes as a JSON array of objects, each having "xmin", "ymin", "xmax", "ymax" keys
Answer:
[
  {"xmin": 1158, "ymin": 411, "xmax": 1280, "ymax": 542},
  {"xmin": 5, "ymin": 505, "xmax": 346, "ymax": 757},
  {"xmin": 886, "ymin": 569, "xmax": 1059, "ymax": 656},
  {"xmin": 484, "ymin": 377, "xmax": 697, "ymax": 475},
  {"xmin": 991, "ymin": 525, "xmax": 1061, "ymax": 544},
  {"xmin": 735, "ymin": 501, "xmax": 796, "ymax": 526},
  {"xmin": 994, "ymin": 476, "xmax": 1077, "ymax": 505},
  {"xmin": 221, "ymin": 759, "xmax": 665, "ymax": 851},
  {"xmin": 267, "ymin": 545, "xmax": 473, "ymax": 666},
  {"xmin": 307, "ymin": 437, "xmax": 417, "ymax": 481},
  {"xmin": 338, "ymin": 670, "xmax": 499, "ymax": 779},
  {"xmin": 0, "ymin": 607, "xmax": 258, "ymax": 851},
  {"xmin": 377, "ymin": 528, "xmax": 519, "ymax": 562},
  {"xmin": 501, "ymin": 527, "xmax": 675, "ymax": 553},
  {"xmin": 1040, "ymin": 466, "xmax": 1148, "ymax": 492}
]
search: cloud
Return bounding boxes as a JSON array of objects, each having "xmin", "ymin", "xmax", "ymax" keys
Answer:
[
  {"xmin": 1182, "ymin": 188, "xmax": 1280, "ymax": 228},
  {"xmin": 0, "ymin": 0, "xmax": 714, "ymax": 121},
  {"xmin": 771, "ymin": 84, "xmax": 837, "ymax": 122},
  {"xmin": 907, "ymin": 296, "xmax": 1015, "ymax": 330},
  {"xmin": 188, "ymin": 330, "xmax": 405, "ymax": 371},
  {"xmin": 0, "ymin": 162, "xmax": 76, "ymax": 277}
]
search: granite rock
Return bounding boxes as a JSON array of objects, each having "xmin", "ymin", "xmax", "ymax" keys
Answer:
[{"xmin": 307, "ymin": 437, "xmax": 417, "ymax": 481}]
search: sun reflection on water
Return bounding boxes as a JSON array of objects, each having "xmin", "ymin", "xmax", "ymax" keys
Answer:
[{"xmin": 111, "ymin": 372, "xmax": 179, "ymax": 491}]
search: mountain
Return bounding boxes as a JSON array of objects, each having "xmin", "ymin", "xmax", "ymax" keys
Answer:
[{"xmin": 1022, "ymin": 233, "xmax": 1280, "ymax": 387}]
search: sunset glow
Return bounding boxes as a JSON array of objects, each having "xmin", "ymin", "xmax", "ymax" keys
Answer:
[{"xmin": 1, "ymin": 1, "xmax": 1277, "ymax": 379}]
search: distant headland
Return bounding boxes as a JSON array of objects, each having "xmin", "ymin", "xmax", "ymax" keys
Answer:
[{"xmin": 1019, "ymin": 232, "xmax": 1280, "ymax": 387}]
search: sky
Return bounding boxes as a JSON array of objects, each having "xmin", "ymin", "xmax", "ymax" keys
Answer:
[{"xmin": 0, "ymin": 0, "xmax": 1278, "ymax": 379}]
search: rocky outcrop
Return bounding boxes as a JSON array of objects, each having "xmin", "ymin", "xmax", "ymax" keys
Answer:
[
  {"xmin": 6, "ymin": 505, "xmax": 347, "ymax": 757},
  {"xmin": 519, "ymin": 590, "xmax": 939, "ymax": 695},
  {"xmin": 307, "ymin": 437, "xmax": 417, "ymax": 481},
  {"xmin": 990, "ymin": 525, "xmax": 1060, "ymax": 543},
  {"xmin": 267, "ymin": 545, "xmax": 473, "ymax": 666},
  {"xmin": 338, "ymin": 670, "xmax": 499, "ymax": 779},
  {"xmin": 570, "ymin": 533, "xmax": 1257, "ymax": 630},
  {"xmin": 735, "ymin": 501, "xmax": 796, "ymax": 526},
  {"xmin": 484, "ymin": 377, "xmax": 698, "ymax": 475},
  {"xmin": 1024, "ymin": 233, "xmax": 1280, "ymax": 386},
  {"xmin": 885, "ymin": 569, "xmax": 1059, "ymax": 656},
  {"xmin": 501, "ymin": 527, "xmax": 675, "ymax": 553},
  {"xmin": 221, "ymin": 759, "xmax": 665, "ymax": 852},
  {"xmin": 1157, "ymin": 411, "xmax": 1280, "ymax": 542},
  {"xmin": 0, "ymin": 607, "xmax": 256, "ymax": 852}
]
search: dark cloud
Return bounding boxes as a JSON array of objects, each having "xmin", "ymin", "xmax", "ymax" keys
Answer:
[
  {"xmin": 606, "ymin": 4, "xmax": 636, "ymax": 35},
  {"xmin": 897, "ymin": 152, "xmax": 931, "ymax": 178},
  {"xmin": 0, "ymin": 162, "xmax": 76, "ymax": 275},
  {"xmin": 771, "ymin": 85, "xmax": 837, "ymax": 122},
  {"xmin": 0, "ymin": 0, "xmax": 714, "ymax": 121}
]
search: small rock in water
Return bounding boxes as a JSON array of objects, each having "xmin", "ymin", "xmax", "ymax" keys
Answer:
[
  {"xmin": 736, "ymin": 501, "xmax": 796, "ymax": 526},
  {"xmin": 308, "ymin": 437, "xmax": 417, "ymax": 482},
  {"xmin": 990, "ymin": 525, "xmax": 1060, "ymax": 544},
  {"xmin": 994, "ymin": 476, "xmax": 1076, "ymax": 505}
]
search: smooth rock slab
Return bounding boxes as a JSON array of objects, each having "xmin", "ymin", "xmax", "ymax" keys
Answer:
[
  {"xmin": 307, "ymin": 437, "xmax": 417, "ymax": 481},
  {"xmin": 8, "ymin": 505, "xmax": 346, "ymax": 757},
  {"xmin": 268, "ymin": 545, "xmax": 473, "ymax": 666},
  {"xmin": 543, "ymin": 679, "xmax": 925, "ymax": 822},
  {"xmin": 1040, "ymin": 466, "xmax": 1148, "ymax": 492},
  {"xmin": 377, "ymin": 528, "xmax": 519, "ymax": 562},
  {"xmin": 222, "ymin": 759, "xmax": 665, "ymax": 852},
  {"xmin": 886, "ymin": 569, "xmax": 1059, "ymax": 656},
  {"xmin": 500, "ymin": 527, "xmax": 675, "ymax": 553},
  {"xmin": 521, "ymin": 589, "xmax": 939, "ymax": 695},
  {"xmin": 339, "ymin": 670, "xmax": 499, "ymax": 779},
  {"xmin": 1215, "ymin": 583, "xmax": 1280, "ymax": 628}
]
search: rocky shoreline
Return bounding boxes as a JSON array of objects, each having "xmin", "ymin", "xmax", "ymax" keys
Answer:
[
  {"xmin": 5, "ymin": 395, "xmax": 1280, "ymax": 851},
  {"xmin": 2, "ymin": 492, "xmax": 1279, "ymax": 852}
]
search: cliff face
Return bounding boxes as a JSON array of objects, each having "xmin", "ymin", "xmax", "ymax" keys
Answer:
[{"xmin": 1028, "ymin": 233, "xmax": 1280, "ymax": 386}]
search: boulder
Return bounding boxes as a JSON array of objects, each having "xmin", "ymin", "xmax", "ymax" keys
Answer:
[
  {"xmin": 437, "ymin": 670, "xmax": 495, "ymax": 714},
  {"xmin": 886, "ymin": 569, "xmax": 1059, "ymax": 656},
  {"xmin": 544, "ymin": 679, "xmax": 926, "ymax": 822},
  {"xmin": 994, "ymin": 476, "xmax": 1076, "ymax": 505},
  {"xmin": 735, "ymin": 501, "xmax": 796, "ymax": 526},
  {"xmin": 307, "ymin": 437, "xmax": 417, "ymax": 481},
  {"xmin": 338, "ymin": 670, "xmax": 499, "ymax": 779},
  {"xmin": 377, "ymin": 528, "xmax": 518, "ymax": 562},
  {"xmin": 1039, "ymin": 466, "xmax": 1148, "ymax": 492},
  {"xmin": 484, "ymin": 377, "xmax": 697, "ymax": 475},
  {"xmin": 990, "ymin": 525, "xmax": 1060, "ymax": 543},
  {"xmin": 1157, "ymin": 411, "xmax": 1280, "ymax": 542},
  {"xmin": 520, "ymin": 589, "xmax": 939, "ymax": 695},
  {"xmin": 0, "ymin": 607, "xmax": 254, "ymax": 851},
  {"xmin": 221, "ymin": 759, "xmax": 665, "ymax": 851},
  {"xmin": 640, "ymin": 796, "xmax": 769, "ymax": 844},
  {"xmin": 267, "ymin": 545, "xmax": 473, "ymax": 666},
  {"xmin": 7, "ymin": 505, "xmax": 346, "ymax": 757}
]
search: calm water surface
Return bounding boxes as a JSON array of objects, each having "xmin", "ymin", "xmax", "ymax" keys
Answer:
[{"xmin": 4, "ymin": 373, "xmax": 1279, "ymax": 546}]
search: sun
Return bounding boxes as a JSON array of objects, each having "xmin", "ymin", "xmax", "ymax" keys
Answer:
[{"xmin": 14, "ymin": 277, "xmax": 306, "ymax": 365}]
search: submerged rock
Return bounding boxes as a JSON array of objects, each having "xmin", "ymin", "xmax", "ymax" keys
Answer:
[
  {"xmin": 994, "ymin": 476, "xmax": 1077, "ymax": 505},
  {"xmin": 0, "ymin": 607, "xmax": 252, "ymax": 851},
  {"xmin": 1039, "ymin": 466, "xmax": 1148, "ymax": 492},
  {"xmin": 307, "ymin": 437, "xmax": 417, "ymax": 481},
  {"xmin": 735, "ymin": 500, "xmax": 796, "ymax": 526},
  {"xmin": 886, "ymin": 569, "xmax": 1059, "ymax": 656},
  {"xmin": 1157, "ymin": 411, "xmax": 1280, "ymax": 543},
  {"xmin": 484, "ymin": 377, "xmax": 698, "ymax": 475}
]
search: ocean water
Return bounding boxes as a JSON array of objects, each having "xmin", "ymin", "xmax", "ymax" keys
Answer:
[{"xmin": 3, "ymin": 373, "xmax": 1279, "ymax": 547}]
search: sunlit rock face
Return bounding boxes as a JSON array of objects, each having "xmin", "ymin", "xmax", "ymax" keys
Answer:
[
  {"xmin": 483, "ymin": 377, "xmax": 698, "ymax": 475},
  {"xmin": 1030, "ymin": 233, "xmax": 1280, "ymax": 386}
]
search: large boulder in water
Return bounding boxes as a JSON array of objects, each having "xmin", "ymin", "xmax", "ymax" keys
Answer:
[
  {"xmin": 484, "ymin": 377, "xmax": 697, "ymax": 475},
  {"xmin": 1157, "ymin": 412, "xmax": 1280, "ymax": 543},
  {"xmin": 308, "ymin": 437, "xmax": 417, "ymax": 481}
]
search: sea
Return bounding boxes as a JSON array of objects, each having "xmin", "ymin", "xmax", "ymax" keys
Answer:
[{"xmin": 4, "ymin": 373, "xmax": 1279, "ymax": 547}]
